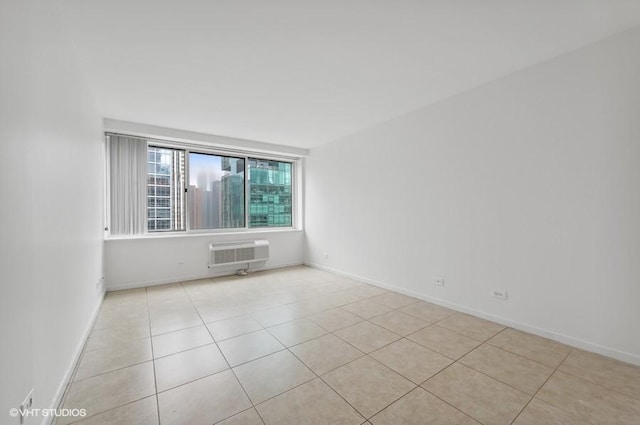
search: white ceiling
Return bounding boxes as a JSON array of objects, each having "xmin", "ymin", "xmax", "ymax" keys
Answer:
[{"xmin": 58, "ymin": 0, "xmax": 640, "ymax": 149}]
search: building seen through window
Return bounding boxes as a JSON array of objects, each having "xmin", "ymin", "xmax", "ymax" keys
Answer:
[{"xmin": 146, "ymin": 146, "xmax": 292, "ymax": 232}]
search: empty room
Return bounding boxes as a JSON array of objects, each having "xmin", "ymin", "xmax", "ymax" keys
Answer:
[{"xmin": 2, "ymin": 0, "xmax": 640, "ymax": 424}]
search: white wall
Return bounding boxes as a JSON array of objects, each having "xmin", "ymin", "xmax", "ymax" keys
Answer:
[
  {"xmin": 305, "ymin": 28, "xmax": 640, "ymax": 365},
  {"xmin": 105, "ymin": 230, "xmax": 304, "ymax": 290},
  {"xmin": 0, "ymin": 1, "xmax": 105, "ymax": 424}
]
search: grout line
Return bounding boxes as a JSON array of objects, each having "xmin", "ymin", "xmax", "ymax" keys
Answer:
[
  {"xmin": 145, "ymin": 287, "xmax": 163, "ymax": 425},
  {"xmin": 509, "ymin": 348, "xmax": 575, "ymax": 424},
  {"xmin": 485, "ymin": 328, "xmax": 573, "ymax": 369},
  {"xmin": 552, "ymin": 351, "xmax": 640, "ymax": 403},
  {"xmin": 257, "ymin": 318, "xmax": 368, "ymax": 421},
  {"xmin": 419, "ymin": 385, "xmax": 482, "ymax": 424},
  {"xmin": 284, "ymin": 347, "xmax": 366, "ymax": 421},
  {"xmin": 271, "ymin": 314, "xmax": 419, "ymax": 421},
  {"xmin": 411, "ymin": 354, "xmax": 493, "ymax": 423},
  {"xmin": 69, "ymin": 358, "xmax": 154, "ymax": 383},
  {"xmin": 183, "ymin": 281, "xmax": 264, "ymax": 425},
  {"xmin": 473, "ymin": 341, "xmax": 560, "ymax": 370},
  {"xmin": 455, "ymin": 358, "xmax": 534, "ymax": 397},
  {"xmin": 54, "ymin": 295, "xmax": 150, "ymax": 424}
]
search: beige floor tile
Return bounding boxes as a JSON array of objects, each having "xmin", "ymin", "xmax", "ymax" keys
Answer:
[
  {"xmin": 308, "ymin": 308, "xmax": 363, "ymax": 332},
  {"xmin": 267, "ymin": 319, "xmax": 328, "ymax": 347},
  {"xmin": 559, "ymin": 349, "xmax": 640, "ymax": 400},
  {"xmin": 233, "ymin": 350, "xmax": 315, "ymax": 404},
  {"xmin": 322, "ymin": 356, "xmax": 415, "ymax": 418},
  {"xmin": 148, "ymin": 297, "xmax": 193, "ymax": 313},
  {"xmin": 150, "ymin": 310, "xmax": 203, "ymax": 336},
  {"xmin": 146, "ymin": 282, "xmax": 186, "ymax": 299},
  {"xmin": 96, "ymin": 303, "xmax": 148, "ymax": 321},
  {"xmin": 59, "ymin": 362, "xmax": 155, "ymax": 424},
  {"xmin": 369, "ymin": 311, "xmax": 429, "ymax": 336},
  {"xmin": 399, "ymin": 301, "xmax": 454, "ymax": 322},
  {"xmin": 158, "ymin": 370, "xmax": 251, "ymax": 425},
  {"xmin": 206, "ymin": 315, "xmax": 263, "ymax": 341},
  {"xmin": 537, "ymin": 371, "xmax": 640, "ymax": 424},
  {"xmin": 370, "ymin": 387, "xmax": 479, "ymax": 425},
  {"xmin": 149, "ymin": 299, "xmax": 196, "ymax": 311},
  {"xmin": 93, "ymin": 309, "xmax": 149, "ymax": 330},
  {"xmin": 370, "ymin": 339, "xmax": 452, "ymax": 384},
  {"xmin": 513, "ymin": 398, "xmax": 585, "ymax": 425},
  {"xmin": 341, "ymin": 299, "xmax": 392, "ymax": 319},
  {"xmin": 460, "ymin": 344, "xmax": 554, "ymax": 395},
  {"xmin": 103, "ymin": 287, "xmax": 147, "ymax": 301},
  {"xmin": 102, "ymin": 288, "xmax": 147, "ymax": 303},
  {"xmin": 152, "ymin": 325, "xmax": 213, "ymax": 358},
  {"xmin": 488, "ymin": 328, "xmax": 571, "ymax": 368},
  {"xmin": 217, "ymin": 329, "xmax": 285, "ymax": 366},
  {"xmin": 369, "ymin": 292, "xmax": 420, "ymax": 309},
  {"xmin": 287, "ymin": 298, "xmax": 339, "ymax": 315},
  {"xmin": 342, "ymin": 285, "xmax": 388, "ymax": 299},
  {"xmin": 61, "ymin": 268, "xmax": 640, "ymax": 425},
  {"xmin": 256, "ymin": 378, "xmax": 364, "ymax": 425},
  {"xmin": 155, "ymin": 344, "xmax": 229, "ymax": 392},
  {"xmin": 70, "ymin": 396, "xmax": 158, "ymax": 425},
  {"xmin": 197, "ymin": 304, "xmax": 247, "ymax": 323},
  {"xmin": 407, "ymin": 325, "xmax": 481, "ymax": 359},
  {"xmin": 216, "ymin": 408, "xmax": 264, "ymax": 425},
  {"xmin": 423, "ymin": 363, "xmax": 530, "ymax": 425},
  {"xmin": 436, "ymin": 313, "xmax": 505, "ymax": 341},
  {"xmin": 75, "ymin": 337, "xmax": 152, "ymax": 380},
  {"xmin": 85, "ymin": 321, "xmax": 151, "ymax": 351},
  {"xmin": 321, "ymin": 290, "xmax": 366, "ymax": 307},
  {"xmin": 251, "ymin": 305, "xmax": 304, "ymax": 327},
  {"xmin": 290, "ymin": 333, "xmax": 364, "ymax": 375},
  {"xmin": 190, "ymin": 291, "xmax": 235, "ymax": 306},
  {"xmin": 191, "ymin": 296, "xmax": 236, "ymax": 309},
  {"xmin": 335, "ymin": 321, "xmax": 401, "ymax": 353}
]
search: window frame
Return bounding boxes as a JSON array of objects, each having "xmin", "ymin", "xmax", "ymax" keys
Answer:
[{"xmin": 107, "ymin": 133, "xmax": 299, "ymax": 237}]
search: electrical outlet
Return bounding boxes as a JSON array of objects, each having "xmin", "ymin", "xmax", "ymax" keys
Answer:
[
  {"xmin": 432, "ymin": 276, "xmax": 444, "ymax": 286},
  {"xmin": 491, "ymin": 289, "xmax": 508, "ymax": 300},
  {"xmin": 19, "ymin": 389, "xmax": 33, "ymax": 424}
]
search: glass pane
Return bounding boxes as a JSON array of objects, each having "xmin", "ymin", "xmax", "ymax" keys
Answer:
[
  {"xmin": 248, "ymin": 159, "xmax": 292, "ymax": 228},
  {"xmin": 147, "ymin": 146, "xmax": 186, "ymax": 232},
  {"xmin": 188, "ymin": 153, "xmax": 245, "ymax": 229}
]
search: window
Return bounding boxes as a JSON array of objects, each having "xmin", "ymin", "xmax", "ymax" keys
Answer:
[
  {"xmin": 108, "ymin": 133, "xmax": 296, "ymax": 235},
  {"xmin": 248, "ymin": 159, "xmax": 292, "ymax": 227},
  {"xmin": 146, "ymin": 146, "xmax": 185, "ymax": 232},
  {"xmin": 188, "ymin": 153, "xmax": 245, "ymax": 229}
]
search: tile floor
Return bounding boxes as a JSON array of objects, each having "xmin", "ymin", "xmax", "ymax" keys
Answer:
[{"xmin": 55, "ymin": 266, "xmax": 640, "ymax": 425}]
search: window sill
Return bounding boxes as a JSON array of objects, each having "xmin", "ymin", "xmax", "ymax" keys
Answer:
[{"xmin": 105, "ymin": 227, "xmax": 303, "ymax": 241}]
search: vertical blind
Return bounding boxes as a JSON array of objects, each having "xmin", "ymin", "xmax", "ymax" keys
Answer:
[{"xmin": 108, "ymin": 134, "xmax": 147, "ymax": 235}]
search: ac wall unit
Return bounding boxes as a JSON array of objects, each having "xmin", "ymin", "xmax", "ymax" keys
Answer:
[{"xmin": 208, "ymin": 239, "xmax": 269, "ymax": 268}]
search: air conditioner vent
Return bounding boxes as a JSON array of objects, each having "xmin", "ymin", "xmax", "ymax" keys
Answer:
[
  {"xmin": 208, "ymin": 240, "xmax": 269, "ymax": 268},
  {"xmin": 236, "ymin": 247, "xmax": 255, "ymax": 262},
  {"xmin": 214, "ymin": 249, "xmax": 236, "ymax": 265}
]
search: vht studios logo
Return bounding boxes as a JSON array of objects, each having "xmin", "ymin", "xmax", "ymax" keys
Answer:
[{"xmin": 9, "ymin": 408, "xmax": 86, "ymax": 420}]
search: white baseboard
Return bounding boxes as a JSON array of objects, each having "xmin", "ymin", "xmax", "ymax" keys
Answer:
[
  {"xmin": 45, "ymin": 290, "xmax": 105, "ymax": 425},
  {"xmin": 307, "ymin": 262, "xmax": 640, "ymax": 367},
  {"xmin": 105, "ymin": 261, "xmax": 305, "ymax": 292}
]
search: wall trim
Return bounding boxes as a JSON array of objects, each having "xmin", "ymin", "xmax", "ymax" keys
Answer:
[
  {"xmin": 307, "ymin": 262, "xmax": 640, "ymax": 367},
  {"xmin": 106, "ymin": 261, "xmax": 304, "ymax": 292},
  {"xmin": 45, "ymin": 290, "xmax": 105, "ymax": 425}
]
